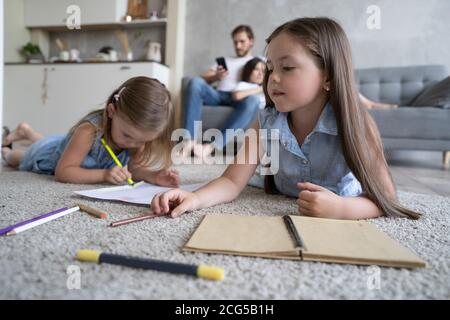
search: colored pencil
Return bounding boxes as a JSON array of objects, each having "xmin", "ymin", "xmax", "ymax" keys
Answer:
[
  {"xmin": 101, "ymin": 138, "xmax": 134, "ymax": 185},
  {"xmin": 109, "ymin": 212, "xmax": 166, "ymax": 227},
  {"xmin": 6, "ymin": 206, "xmax": 80, "ymax": 236},
  {"xmin": 76, "ymin": 249, "xmax": 225, "ymax": 281},
  {"xmin": 0, "ymin": 207, "xmax": 68, "ymax": 236},
  {"xmin": 78, "ymin": 203, "xmax": 108, "ymax": 219}
]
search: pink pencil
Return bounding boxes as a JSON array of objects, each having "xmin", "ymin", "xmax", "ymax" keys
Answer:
[{"xmin": 109, "ymin": 212, "xmax": 167, "ymax": 227}]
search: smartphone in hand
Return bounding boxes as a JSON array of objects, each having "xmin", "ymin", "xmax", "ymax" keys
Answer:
[{"xmin": 215, "ymin": 57, "xmax": 228, "ymax": 71}]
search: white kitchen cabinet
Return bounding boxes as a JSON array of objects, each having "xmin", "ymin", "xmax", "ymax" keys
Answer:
[
  {"xmin": 3, "ymin": 62, "xmax": 170, "ymax": 136},
  {"xmin": 24, "ymin": 0, "xmax": 128, "ymax": 28}
]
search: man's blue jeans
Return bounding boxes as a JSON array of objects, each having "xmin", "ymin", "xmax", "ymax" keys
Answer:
[{"xmin": 183, "ymin": 77, "xmax": 260, "ymax": 149}]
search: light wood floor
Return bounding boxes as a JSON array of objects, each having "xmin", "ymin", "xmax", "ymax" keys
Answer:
[
  {"xmin": 386, "ymin": 150, "xmax": 450, "ymax": 197},
  {"xmin": 2, "ymin": 150, "xmax": 449, "ymax": 197}
]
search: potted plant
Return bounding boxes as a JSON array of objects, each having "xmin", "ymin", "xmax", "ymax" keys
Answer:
[{"xmin": 20, "ymin": 42, "xmax": 44, "ymax": 63}]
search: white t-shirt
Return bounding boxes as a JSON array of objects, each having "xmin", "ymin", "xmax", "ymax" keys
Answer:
[
  {"xmin": 234, "ymin": 81, "xmax": 266, "ymax": 109},
  {"xmin": 210, "ymin": 56, "xmax": 254, "ymax": 92}
]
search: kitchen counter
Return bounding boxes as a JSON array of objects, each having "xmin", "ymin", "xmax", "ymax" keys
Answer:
[
  {"xmin": 4, "ymin": 60, "xmax": 170, "ymax": 136},
  {"xmin": 5, "ymin": 60, "xmax": 168, "ymax": 67}
]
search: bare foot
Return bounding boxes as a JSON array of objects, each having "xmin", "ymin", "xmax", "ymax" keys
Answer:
[
  {"xmin": 1, "ymin": 147, "xmax": 24, "ymax": 168},
  {"xmin": 1, "ymin": 147, "xmax": 11, "ymax": 161},
  {"xmin": 2, "ymin": 126, "xmax": 11, "ymax": 147},
  {"xmin": 193, "ymin": 143, "xmax": 215, "ymax": 159},
  {"xmin": 4, "ymin": 122, "xmax": 43, "ymax": 145},
  {"xmin": 374, "ymin": 102, "xmax": 398, "ymax": 109},
  {"xmin": 359, "ymin": 93, "xmax": 398, "ymax": 110}
]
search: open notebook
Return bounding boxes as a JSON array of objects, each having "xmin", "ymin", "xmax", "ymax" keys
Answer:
[
  {"xmin": 184, "ymin": 214, "xmax": 427, "ymax": 269},
  {"xmin": 74, "ymin": 182, "xmax": 204, "ymax": 205}
]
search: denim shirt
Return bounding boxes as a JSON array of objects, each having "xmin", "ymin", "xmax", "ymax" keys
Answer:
[
  {"xmin": 19, "ymin": 113, "xmax": 129, "ymax": 174},
  {"xmin": 259, "ymin": 102, "xmax": 362, "ymax": 197},
  {"xmin": 57, "ymin": 113, "xmax": 130, "ymax": 170}
]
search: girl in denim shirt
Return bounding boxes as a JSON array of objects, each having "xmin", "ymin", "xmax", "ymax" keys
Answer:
[
  {"xmin": 151, "ymin": 18, "xmax": 420, "ymax": 220},
  {"xmin": 2, "ymin": 77, "xmax": 179, "ymax": 186}
]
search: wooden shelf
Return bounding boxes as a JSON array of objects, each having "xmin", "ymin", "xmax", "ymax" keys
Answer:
[
  {"xmin": 5, "ymin": 60, "xmax": 169, "ymax": 67},
  {"xmin": 118, "ymin": 18, "xmax": 167, "ymax": 28},
  {"xmin": 28, "ymin": 18, "xmax": 167, "ymax": 32}
]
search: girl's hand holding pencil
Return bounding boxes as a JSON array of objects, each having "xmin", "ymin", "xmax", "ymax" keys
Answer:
[
  {"xmin": 101, "ymin": 138, "xmax": 135, "ymax": 185},
  {"xmin": 104, "ymin": 165, "xmax": 133, "ymax": 185}
]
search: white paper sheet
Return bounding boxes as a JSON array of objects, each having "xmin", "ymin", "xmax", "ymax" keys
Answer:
[{"xmin": 74, "ymin": 182, "xmax": 204, "ymax": 205}]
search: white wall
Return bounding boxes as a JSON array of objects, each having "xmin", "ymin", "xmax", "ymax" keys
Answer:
[
  {"xmin": 4, "ymin": 0, "xmax": 30, "ymax": 62},
  {"xmin": 184, "ymin": 0, "xmax": 450, "ymax": 76}
]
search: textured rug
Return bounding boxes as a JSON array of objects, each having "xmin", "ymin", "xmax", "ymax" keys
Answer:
[{"xmin": 0, "ymin": 164, "xmax": 449, "ymax": 299}]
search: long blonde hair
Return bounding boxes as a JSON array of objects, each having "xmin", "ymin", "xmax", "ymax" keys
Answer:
[
  {"xmin": 263, "ymin": 17, "xmax": 420, "ymax": 219},
  {"xmin": 72, "ymin": 77, "xmax": 174, "ymax": 171}
]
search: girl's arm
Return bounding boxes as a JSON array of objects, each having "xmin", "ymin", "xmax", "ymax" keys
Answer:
[
  {"xmin": 297, "ymin": 181, "xmax": 382, "ymax": 219},
  {"xmin": 152, "ymin": 121, "xmax": 261, "ymax": 217},
  {"xmin": 340, "ymin": 145, "xmax": 397, "ymax": 219},
  {"xmin": 55, "ymin": 122, "xmax": 106, "ymax": 183},
  {"xmin": 297, "ymin": 148, "xmax": 396, "ymax": 220},
  {"xmin": 342, "ymin": 146, "xmax": 398, "ymax": 219},
  {"xmin": 340, "ymin": 196, "xmax": 382, "ymax": 219},
  {"xmin": 232, "ymin": 86, "xmax": 263, "ymax": 101},
  {"xmin": 297, "ymin": 116, "xmax": 397, "ymax": 220},
  {"xmin": 194, "ymin": 120, "xmax": 263, "ymax": 207},
  {"xmin": 195, "ymin": 155, "xmax": 259, "ymax": 209},
  {"xmin": 55, "ymin": 122, "xmax": 132, "ymax": 184}
]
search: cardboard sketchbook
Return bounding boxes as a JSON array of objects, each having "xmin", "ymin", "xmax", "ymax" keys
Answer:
[{"xmin": 184, "ymin": 214, "xmax": 427, "ymax": 269}]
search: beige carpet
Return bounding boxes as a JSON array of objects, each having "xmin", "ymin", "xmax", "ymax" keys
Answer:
[{"xmin": 0, "ymin": 164, "xmax": 449, "ymax": 299}]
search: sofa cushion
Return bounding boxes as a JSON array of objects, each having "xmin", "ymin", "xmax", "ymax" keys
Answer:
[
  {"xmin": 201, "ymin": 106, "xmax": 235, "ymax": 130},
  {"xmin": 369, "ymin": 107, "xmax": 450, "ymax": 140},
  {"xmin": 410, "ymin": 76, "xmax": 450, "ymax": 109},
  {"xmin": 355, "ymin": 65, "xmax": 448, "ymax": 106}
]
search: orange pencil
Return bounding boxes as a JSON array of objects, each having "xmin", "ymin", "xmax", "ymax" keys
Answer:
[{"xmin": 78, "ymin": 204, "xmax": 108, "ymax": 219}]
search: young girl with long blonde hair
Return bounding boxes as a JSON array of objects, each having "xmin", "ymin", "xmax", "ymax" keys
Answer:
[{"xmin": 2, "ymin": 77, "xmax": 179, "ymax": 186}]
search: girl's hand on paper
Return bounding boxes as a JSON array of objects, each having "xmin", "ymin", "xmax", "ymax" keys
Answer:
[
  {"xmin": 104, "ymin": 165, "xmax": 133, "ymax": 185},
  {"xmin": 151, "ymin": 189, "xmax": 199, "ymax": 218},
  {"xmin": 154, "ymin": 169, "xmax": 180, "ymax": 188},
  {"xmin": 297, "ymin": 182, "xmax": 344, "ymax": 218}
]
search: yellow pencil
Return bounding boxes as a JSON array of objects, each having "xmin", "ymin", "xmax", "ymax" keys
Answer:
[{"xmin": 101, "ymin": 138, "xmax": 135, "ymax": 185}]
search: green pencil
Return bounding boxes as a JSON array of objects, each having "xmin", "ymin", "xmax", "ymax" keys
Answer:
[{"xmin": 76, "ymin": 249, "xmax": 225, "ymax": 281}]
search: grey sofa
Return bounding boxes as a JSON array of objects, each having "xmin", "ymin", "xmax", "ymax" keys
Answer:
[
  {"xmin": 358, "ymin": 65, "xmax": 449, "ymax": 148},
  {"xmin": 182, "ymin": 65, "xmax": 450, "ymax": 166},
  {"xmin": 181, "ymin": 77, "xmax": 241, "ymax": 131}
]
